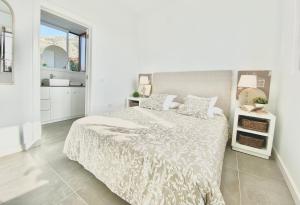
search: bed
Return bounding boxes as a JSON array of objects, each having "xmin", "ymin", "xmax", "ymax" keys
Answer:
[{"xmin": 63, "ymin": 70, "xmax": 233, "ymax": 205}]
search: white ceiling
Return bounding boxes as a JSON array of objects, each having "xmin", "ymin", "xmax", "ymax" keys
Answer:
[{"xmin": 117, "ymin": 0, "xmax": 178, "ymax": 14}]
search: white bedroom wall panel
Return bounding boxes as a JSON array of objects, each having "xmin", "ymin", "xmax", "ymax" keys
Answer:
[
  {"xmin": 274, "ymin": 0, "xmax": 300, "ymax": 203},
  {"xmin": 0, "ymin": 0, "xmax": 36, "ymax": 156},
  {"xmin": 138, "ymin": 0, "xmax": 281, "ymax": 70}
]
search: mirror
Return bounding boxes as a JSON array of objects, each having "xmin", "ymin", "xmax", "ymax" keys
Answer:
[
  {"xmin": 41, "ymin": 45, "xmax": 68, "ymax": 69},
  {"xmin": 0, "ymin": 0, "xmax": 13, "ymax": 84}
]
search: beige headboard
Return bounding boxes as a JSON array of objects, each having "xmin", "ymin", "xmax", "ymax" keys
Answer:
[{"xmin": 152, "ymin": 70, "xmax": 233, "ymax": 117}]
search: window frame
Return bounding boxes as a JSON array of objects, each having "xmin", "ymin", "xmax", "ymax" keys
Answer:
[
  {"xmin": 40, "ymin": 22, "xmax": 86, "ymax": 72},
  {"xmin": 79, "ymin": 33, "xmax": 87, "ymax": 72}
]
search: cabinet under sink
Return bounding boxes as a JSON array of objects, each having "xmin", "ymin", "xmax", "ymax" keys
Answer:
[
  {"xmin": 41, "ymin": 79, "xmax": 70, "ymax": 87},
  {"xmin": 40, "ymin": 87, "xmax": 85, "ymax": 123}
]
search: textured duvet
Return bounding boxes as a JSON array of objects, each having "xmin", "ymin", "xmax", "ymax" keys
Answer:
[{"xmin": 63, "ymin": 107, "xmax": 228, "ymax": 205}]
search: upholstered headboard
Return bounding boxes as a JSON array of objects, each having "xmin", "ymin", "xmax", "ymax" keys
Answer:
[{"xmin": 152, "ymin": 70, "xmax": 233, "ymax": 117}]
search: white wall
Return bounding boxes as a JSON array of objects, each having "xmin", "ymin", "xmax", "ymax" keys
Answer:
[
  {"xmin": 1, "ymin": 4, "xmax": 299, "ymax": 204},
  {"xmin": 0, "ymin": 0, "xmax": 140, "ymax": 156},
  {"xmin": 275, "ymin": 0, "xmax": 300, "ymax": 202},
  {"xmin": 138, "ymin": 0, "xmax": 281, "ymax": 71},
  {"xmin": 137, "ymin": 0, "xmax": 281, "ymax": 112},
  {"xmin": 0, "ymin": 0, "xmax": 35, "ymax": 156}
]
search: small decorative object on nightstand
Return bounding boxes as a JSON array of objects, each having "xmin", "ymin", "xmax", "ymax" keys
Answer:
[
  {"xmin": 253, "ymin": 97, "xmax": 268, "ymax": 109},
  {"xmin": 127, "ymin": 97, "xmax": 142, "ymax": 108},
  {"xmin": 231, "ymin": 108, "xmax": 276, "ymax": 159},
  {"xmin": 132, "ymin": 91, "xmax": 140, "ymax": 98}
]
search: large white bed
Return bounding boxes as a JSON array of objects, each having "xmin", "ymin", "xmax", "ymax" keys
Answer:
[{"xmin": 63, "ymin": 71, "xmax": 233, "ymax": 205}]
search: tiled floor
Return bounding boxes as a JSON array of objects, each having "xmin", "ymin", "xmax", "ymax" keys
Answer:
[{"xmin": 0, "ymin": 119, "xmax": 295, "ymax": 205}]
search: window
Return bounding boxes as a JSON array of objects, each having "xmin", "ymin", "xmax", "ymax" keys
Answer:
[
  {"xmin": 80, "ymin": 34, "xmax": 87, "ymax": 72},
  {"xmin": 40, "ymin": 23, "xmax": 86, "ymax": 72},
  {"xmin": 68, "ymin": 33, "xmax": 80, "ymax": 71},
  {"xmin": 0, "ymin": 28, "xmax": 13, "ymax": 72},
  {"xmin": 40, "ymin": 24, "xmax": 67, "ymax": 55}
]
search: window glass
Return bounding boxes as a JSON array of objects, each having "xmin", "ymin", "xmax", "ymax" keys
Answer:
[
  {"xmin": 68, "ymin": 33, "xmax": 80, "ymax": 71},
  {"xmin": 80, "ymin": 34, "xmax": 86, "ymax": 72},
  {"xmin": 40, "ymin": 24, "xmax": 67, "ymax": 53},
  {"xmin": 40, "ymin": 23, "xmax": 86, "ymax": 72},
  {"xmin": 1, "ymin": 31, "xmax": 13, "ymax": 72}
]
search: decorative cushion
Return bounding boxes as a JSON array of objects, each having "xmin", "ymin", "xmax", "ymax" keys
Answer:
[
  {"xmin": 177, "ymin": 95, "xmax": 212, "ymax": 119},
  {"xmin": 139, "ymin": 94, "xmax": 170, "ymax": 111},
  {"xmin": 169, "ymin": 102, "xmax": 182, "ymax": 109}
]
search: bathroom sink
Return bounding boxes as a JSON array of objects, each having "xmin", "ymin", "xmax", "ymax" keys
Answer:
[{"xmin": 42, "ymin": 79, "xmax": 70, "ymax": 86}]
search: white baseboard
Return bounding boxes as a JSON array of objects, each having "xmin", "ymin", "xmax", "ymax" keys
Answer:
[
  {"xmin": 0, "ymin": 126, "xmax": 23, "ymax": 157},
  {"xmin": 0, "ymin": 121, "xmax": 42, "ymax": 158},
  {"xmin": 273, "ymin": 148, "xmax": 300, "ymax": 205}
]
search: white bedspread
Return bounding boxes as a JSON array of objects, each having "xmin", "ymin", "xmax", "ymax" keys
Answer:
[{"xmin": 63, "ymin": 107, "xmax": 228, "ymax": 205}]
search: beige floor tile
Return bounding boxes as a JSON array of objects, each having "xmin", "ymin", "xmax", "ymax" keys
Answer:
[
  {"xmin": 0, "ymin": 152, "xmax": 47, "ymax": 186},
  {"xmin": 221, "ymin": 167, "xmax": 240, "ymax": 205},
  {"xmin": 223, "ymin": 147, "xmax": 238, "ymax": 170},
  {"xmin": 239, "ymin": 172, "xmax": 295, "ymax": 205},
  {"xmin": 237, "ymin": 152, "xmax": 284, "ymax": 181},
  {"xmin": 49, "ymin": 155, "xmax": 95, "ymax": 191},
  {"xmin": 58, "ymin": 193, "xmax": 87, "ymax": 205},
  {"xmin": 0, "ymin": 164, "xmax": 72, "ymax": 205},
  {"xmin": 76, "ymin": 179, "xmax": 129, "ymax": 205}
]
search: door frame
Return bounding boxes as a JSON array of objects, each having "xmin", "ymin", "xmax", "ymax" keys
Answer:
[{"xmin": 32, "ymin": 2, "xmax": 93, "ymax": 140}]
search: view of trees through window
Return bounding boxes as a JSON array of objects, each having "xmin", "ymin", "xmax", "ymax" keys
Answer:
[{"xmin": 40, "ymin": 23, "xmax": 86, "ymax": 72}]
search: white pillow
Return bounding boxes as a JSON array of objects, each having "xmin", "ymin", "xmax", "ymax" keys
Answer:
[
  {"xmin": 187, "ymin": 95, "xmax": 218, "ymax": 118},
  {"xmin": 207, "ymin": 96, "xmax": 218, "ymax": 118},
  {"xmin": 163, "ymin": 95, "xmax": 177, "ymax": 110},
  {"xmin": 212, "ymin": 107, "xmax": 224, "ymax": 116},
  {"xmin": 169, "ymin": 102, "xmax": 182, "ymax": 109},
  {"xmin": 140, "ymin": 94, "xmax": 177, "ymax": 111}
]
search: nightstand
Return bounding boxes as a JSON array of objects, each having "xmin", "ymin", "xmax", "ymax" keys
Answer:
[
  {"xmin": 231, "ymin": 108, "xmax": 276, "ymax": 159},
  {"xmin": 127, "ymin": 97, "xmax": 142, "ymax": 107}
]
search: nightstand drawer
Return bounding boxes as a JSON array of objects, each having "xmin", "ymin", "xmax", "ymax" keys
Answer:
[
  {"xmin": 129, "ymin": 101, "xmax": 139, "ymax": 107},
  {"xmin": 239, "ymin": 116, "xmax": 269, "ymax": 133},
  {"xmin": 127, "ymin": 97, "xmax": 142, "ymax": 107},
  {"xmin": 237, "ymin": 131, "xmax": 266, "ymax": 149}
]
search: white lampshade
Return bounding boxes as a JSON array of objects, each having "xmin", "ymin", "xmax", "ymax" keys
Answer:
[
  {"xmin": 139, "ymin": 76, "xmax": 149, "ymax": 85},
  {"xmin": 238, "ymin": 75, "xmax": 257, "ymax": 88}
]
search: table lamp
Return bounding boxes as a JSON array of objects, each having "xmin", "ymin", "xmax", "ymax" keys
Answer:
[
  {"xmin": 238, "ymin": 75, "xmax": 257, "ymax": 105},
  {"xmin": 139, "ymin": 76, "xmax": 150, "ymax": 97}
]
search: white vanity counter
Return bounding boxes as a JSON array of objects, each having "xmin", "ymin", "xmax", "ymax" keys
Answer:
[{"xmin": 40, "ymin": 86, "xmax": 85, "ymax": 124}]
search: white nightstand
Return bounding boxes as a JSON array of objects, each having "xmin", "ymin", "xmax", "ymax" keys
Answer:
[
  {"xmin": 231, "ymin": 108, "xmax": 276, "ymax": 159},
  {"xmin": 127, "ymin": 97, "xmax": 142, "ymax": 107}
]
